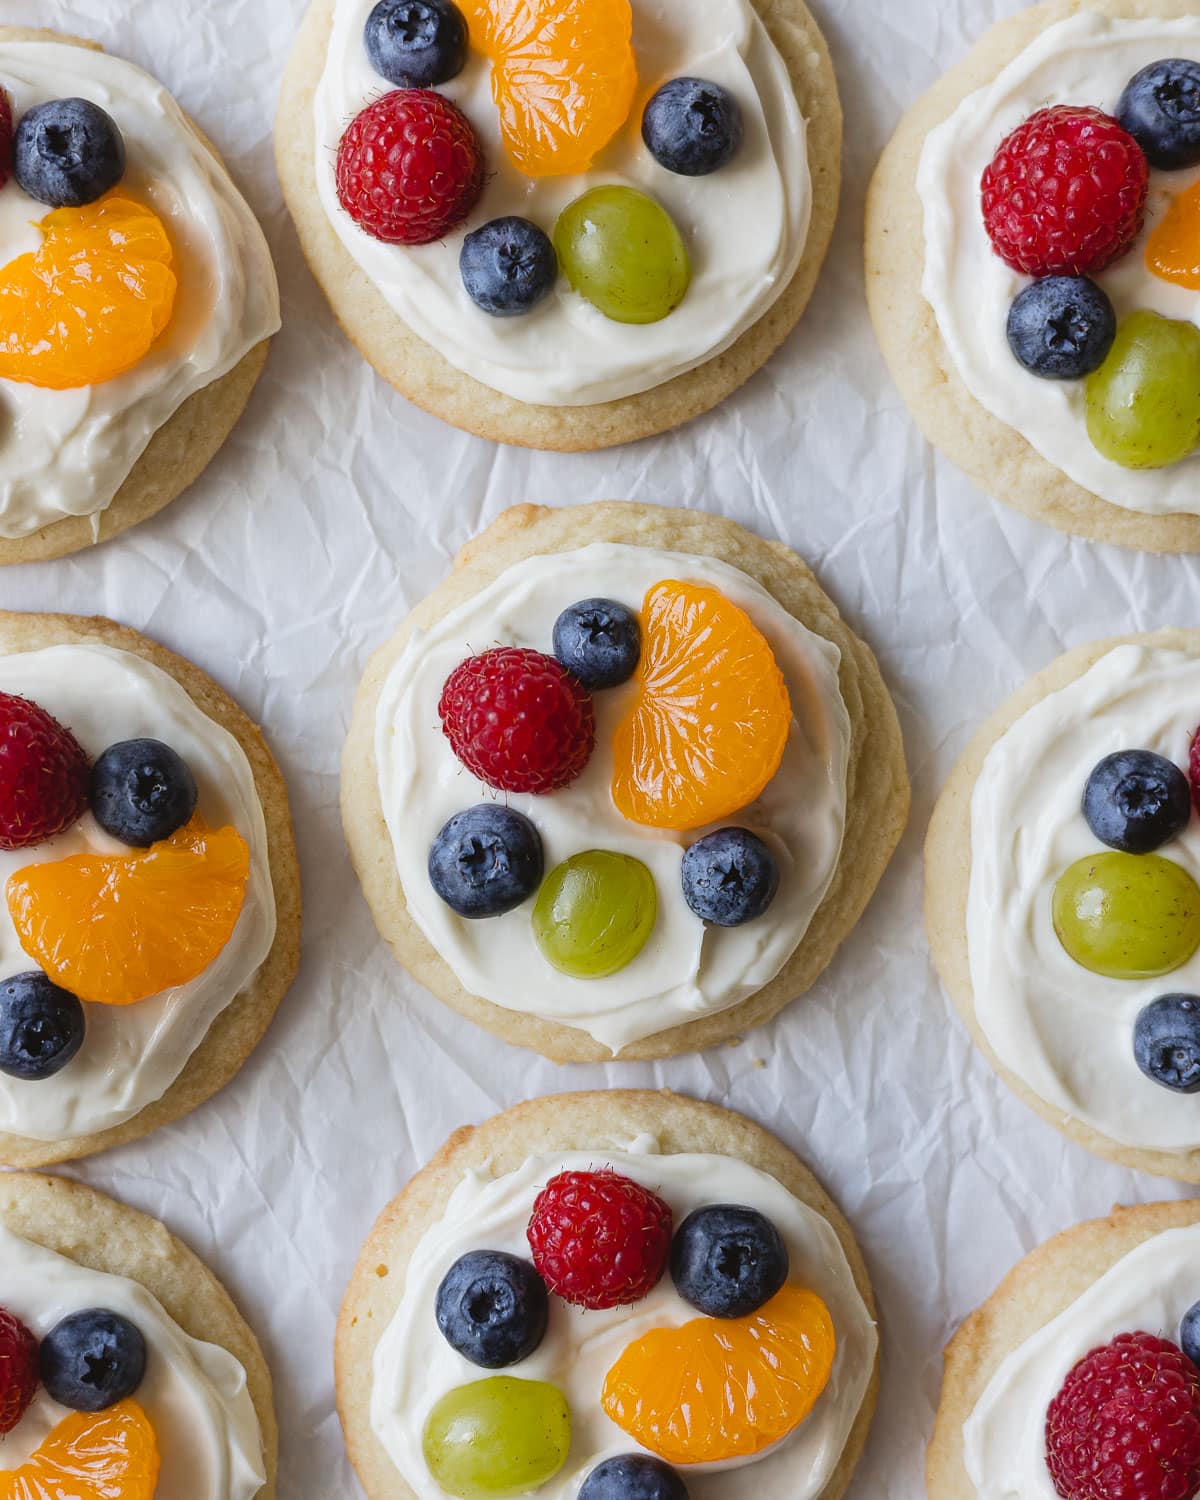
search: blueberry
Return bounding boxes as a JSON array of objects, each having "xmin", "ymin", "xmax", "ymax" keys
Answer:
[
  {"xmin": 1083, "ymin": 749, "xmax": 1190, "ymax": 854},
  {"xmin": 461, "ymin": 218, "xmax": 558, "ymax": 318},
  {"xmin": 89, "ymin": 739, "xmax": 198, "ymax": 848},
  {"xmin": 680, "ymin": 828, "xmax": 779, "ymax": 927},
  {"xmin": 670, "ymin": 1204, "xmax": 788, "ymax": 1318},
  {"xmin": 428, "ymin": 805, "xmax": 543, "ymax": 918},
  {"xmin": 1119, "ymin": 58, "xmax": 1200, "ymax": 170},
  {"xmin": 1006, "ymin": 276, "xmax": 1117, "ymax": 380},
  {"xmin": 1182, "ymin": 1301, "xmax": 1200, "ymax": 1367},
  {"xmin": 0, "ymin": 972, "xmax": 84, "ymax": 1081},
  {"xmin": 1134, "ymin": 994, "xmax": 1200, "ymax": 1093},
  {"xmin": 364, "ymin": 0, "xmax": 467, "ymax": 87},
  {"xmin": 579, "ymin": 1455, "xmax": 690, "ymax": 1500},
  {"xmin": 642, "ymin": 77, "xmax": 743, "ymax": 176},
  {"xmin": 41, "ymin": 1309, "xmax": 146, "ymax": 1411},
  {"xmin": 13, "ymin": 98, "xmax": 126, "ymax": 208},
  {"xmin": 552, "ymin": 599, "xmax": 640, "ymax": 689},
  {"xmin": 435, "ymin": 1250, "xmax": 548, "ymax": 1367}
]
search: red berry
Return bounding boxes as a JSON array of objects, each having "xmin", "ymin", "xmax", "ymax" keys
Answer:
[
  {"xmin": 981, "ymin": 105, "xmax": 1149, "ymax": 277},
  {"xmin": 0, "ymin": 693, "xmax": 90, "ymax": 851},
  {"xmin": 0, "ymin": 91, "xmax": 11, "ymax": 192},
  {"xmin": 335, "ymin": 89, "xmax": 484, "ymax": 246},
  {"xmin": 438, "ymin": 647, "xmax": 595, "ymax": 795},
  {"xmin": 0, "ymin": 1308, "xmax": 38, "ymax": 1435},
  {"xmin": 1190, "ymin": 727, "xmax": 1200, "ymax": 813},
  {"xmin": 1046, "ymin": 1331, "xmax": 1200, "ymax": 1500},
  {"xmin": 527, "ymin": 1168, "xmax": 673, "ymax": 1310}
]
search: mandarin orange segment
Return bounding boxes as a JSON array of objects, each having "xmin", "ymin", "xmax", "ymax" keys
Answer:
[
  {"xmin": 601, "ymin": 1285, "xmax": 835, "ymax": 1465},
  {"xmin": 1, "ymin": 1399, "xmax": 160, "ymax": 1500},
  {"xmin": 0, "ymin": 194, "xmax": 176, "ymax": 391},
  {"xmin": 460, "ymin": 0, "xmax": 637, "ymax": 177},
  {"xmin": 611, "ymin": 581, "xmax": 792, "ymax": 832},
  {"xmin": 6, "ymin": 815, "xmax": 249, "ymax": 1007},
  {"xmin": 1147, "ymin": 179, "xmax": 1200, "ymax": 289}
]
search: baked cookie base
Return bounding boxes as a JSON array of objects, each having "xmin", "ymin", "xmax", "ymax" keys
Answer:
[{"xmin": 336, "ymin": 1089, "xmax": 878, "ymax": 1500}]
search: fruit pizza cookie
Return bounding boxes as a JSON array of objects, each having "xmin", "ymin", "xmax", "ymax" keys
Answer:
[
  {"xmin": 0, "ymin": 611, "xmax": 300, "ymax": 1167},
  {"xmin": 342, "ymin": 503, "xmax": 908, "ymax": 1061},
  {"xmin": 277, "ymin": 0, "xmax": 841, "ymax": 450},
  {"xmin": 867, "ymin": 0, "xmax": 1200, "ymax": 551},
  {"xmin": 337, "ymin": 1090, "xmax": 878, "ymax": 1500},
  {"xmin": 0, "ymin": 28, "xmax": 280, "ymax": 563},
  {"xmin": 0, "ymin": 1171, "xmax": 276, "ymax": 1499}
]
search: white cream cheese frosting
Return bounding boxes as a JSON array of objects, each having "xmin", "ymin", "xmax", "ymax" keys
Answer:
[
  {"xmin": 918, "ymin": 14, "xmax": 1200, "ymax": 517},
  {"xmin": 374, "ymin": 543, "xmax": 850, "ymax": 1053},
  {"xmin": 313, "ymin": 0, "xmax": 811, "ymax": 406},
  {"xmin": 0, "ymin": 644, "xmax": 276, "ymax": 1142},
  {"xmin": 0, "ymin": 1223, "xmax": 265, "ymax": 1497},
  {"xmin": 371, "ymin": 1137, "xmax": 877, "ymax": 1500},
  {"xmin": 0, "ymin": 38, "xmax": 280, "ymax": 539}
]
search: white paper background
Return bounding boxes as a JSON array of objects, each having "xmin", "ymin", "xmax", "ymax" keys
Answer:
[{"xmin": 3, "ymin": 0, "xmax": 1198, "ymax": 1493}]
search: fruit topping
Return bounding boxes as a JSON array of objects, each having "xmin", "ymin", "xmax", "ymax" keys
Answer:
[
  {"xmin": 90, "ymin": 738, "xmax": 198, "ymax": 848},
  {"xmin": 422, "ymin": 1377, "xmax": 571, "ymax": 1500},
  {"xmin": 579, "ymin": 1456, "xmax": 689, "ymax": 1500},
  {"xmin": 0, "ymin": 1308, "xmax": 39, "ymax": 1436},
  {"xmin": 1006, "ymin": 276, "xmax": 1116, "ymax": 381},
  {"xmin": 1, "ymin": 1399, "xmax": 160, "ymax": 1500},
  {"xmin": 365, "ymin": 0, "xmax": 468, "ymax": 88},
  {"xmin": 555, "ymin": 187, "xmax": 691, "ymax": 325},
  {"xmin": 670, "ymin": 1205, "xmax": 788, "ymax": 1318},
  {"xmin": 7, "ymin": 816, "xmax": 250, "ymax": 1007},
  {"xmin": 981, "ymin": 106, "xmax": 1148, "ymax": 278},
  {"xmin": 13, "ymin": 98, "xmax": 126, "ymax": 209},
  {"xmin": 0, "ymin": 195, "xmax": 177, "ymax": 391},
  {"xmin": 1083, "ymin": 749, "xmax": 1191, "ymax": 854},
  {"xmin": 680, "ymin": 829, "xmax": 780, "ymax": 928},
  {"xmin": 0, "ymin": 972, "xmax": 85, "ymax": 1082},
  {"xmin": 336, "ymin": 90, "xmax": 484, "ymax": 247},
  {"xmin": 435, "ymin": 1250, "xmax": 549, "ymax": 1368},
  {"xmin": 1183, "ymin": 1303, "xmax": 1200, "ymax": 1368},
  {"xmin": 41, "ymin": 1309, "xmax": 145, "ymax": 1411},
  {"xmin": 460, "ymin": 217, "xmax": 558, "ymax": 317},
  {"xmin": 1146, "ymin": 177, "xmax": 1200, "ymax": 289},
  {"xmin": 552, "ymin": 599, "xmax": 640, "ymax": 690},
  {"xmin": 601, "ymin": 1285, "xmax": 835, "ymax": 1465},
  {"xmin": 0, "ymin": 693, "xmax": 90, "ymax": 852},
  {"xmin": 1086, "ymin": 310, "xmax": 1200, "ymax": 469},
  {"xmin": 460, "ymin": 0, "xmax": 636, "ymax": 178},
  {"xmin": 1045, "ymin": 1332, "xmax": 1200, "ymax": 1500},
  {"xmin": 0, "ymin": 92, "xmax": 12, "ymax": 193},
  {"xmin": 1134, "ymin": 993, "xmax": 1200, "ymax": 1093},
  {"xmin": 429, "ymin": 805, "xmax": 544, "ymax": 918},
  {"xmin": 1052, "ymin": 851, "xmax": 1200, "ymax": 980},
  {"xmin": 1119, "ymin": 58, "xmax": 1200, "ymax": 171},
  {"xmin": 642, "ymin": 78, "xmax": 743, "ymax": 177},
  {"xmin": 439, "ymin": 648, "xmax": 595, "ymax": 795},
  {"xmin": 527, "ymin": 1168, "xmax": 672, "ymax": 1310},
  {"xmin": 532, "ymin": 850, "xmax": 657, "ymax": 979},
  {"xmin": 612, "ymin": 581, "xmax": 791, "ymax": 832}
]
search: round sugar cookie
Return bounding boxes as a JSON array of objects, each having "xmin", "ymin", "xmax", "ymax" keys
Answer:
[{"xmin": 341, "ymin": 501, "xmax": 909, "ymax": 1062}]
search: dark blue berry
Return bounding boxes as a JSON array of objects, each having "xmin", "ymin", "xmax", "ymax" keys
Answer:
[
  {"xmin": 13, "ymin": 99, "xmax": 125, "ymax": 208},
  {"xmin": 1134, "ymin": 994, "xmax": 1200, "ymax": 1093},
  {"xmin": 0, "ymin": 972, "xmax": 84, "ymax": 1082},
  {"xmin": 670, "ymin": 1204, "xmax": 788, "ymax": 1318},
  {"xmin": 579, "ymin": 1455, "xmax": 690, "ymax": 1500},
  {"xmin": 435, "ymin": 1250, "xmax": 548, "ymax": 1367},
  {"xmin": 1181, "ymin": 1301, "xmax": 1200, "ymax": 1368},
  {"xmin": 89, "ymin": 739, "xmax": 198, "ymax": 848},
  {"xmin": 41, "ymin": 1309, "xmax": 146, "ymax": 1411},
  {"xmin": 680, "ymin": 828, "xmax": 779, "ymax": 927},
  {"xmin": 1083, "ymin": 750, "xmax": 1190, "ymax": 854},
  {"xmin": 642, "ymin": 78, "xmax": 743, "ymax": 176},
  {"xmin": 460, "ymin": 218, "xmax": 558, "ymax": 318},
  {"xmin": 552, "ymin": 599, "xmax": 640, "ymax": 689},
  {"xmin": 1119, "ymin": 58, "xmax": 1200, "ymax": 170},
  {"xmin": 1006, "ymin": 276, "xmax": 1116, "ymax": 380},
  {"xmin": 364, "ymin": 0, "xmax": 467, "ymax": 87},
  {"xmin": 428, "ymin": 805, "xmax": 543, "ymax": 918}
]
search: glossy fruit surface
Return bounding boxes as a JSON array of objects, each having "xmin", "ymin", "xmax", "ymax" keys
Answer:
[
  {"xmin": 460, "ymin": 217, "xmax": 557, "ymax": 317},
  {"xmin": 0, "ymin": 1308, "xmax": 38, "ymax": 1436},
  {"xmin": 578, "ymin": 1455, "xmax": 690, "ymax": 1500},
  {"xmin": 1147, "ymin": 177, "xmax": 1200, "ymax": 289},
  {"xmin": 670, "ymin": 1205, "xmax": 788, "ymax": 1318},
  {"xmin": 0, "ymin": 692, "xmax": 90, "ymax": 852},
  {"xmin": 41, "ymin": 1309, "xmax": 146, "ymax": 1411},
  {"xmin": 422, "ymin": 1377, "xmax": 570, "ymax": 1500},
  {"xmin": 555, "ymin": 188, "xmax": 690, "ymax": 324},
  {"xmin": 364, "ymin": 0, "xmax": 468, "ymax": 87},
  {"xmin": 532, "ymin": 851, "xmax": 656, "ymax": 979},
  {"xmin": 0, "ymin": 971, "xmax": 85, "ymax": 1081},
  {"xmin": 1083, "ymin": 749, "xmax": 1191, "ymax": 854},
  {"xmin": 429, "ymin": 805, "xmax": 544, "ymax": 919},
  {"xmin": 1005, "ymin": 276, "xmax": 1116, "ymax": 380},
  {"xmin": 0, "ymin": 91, "xmax": 12, "ymax": 192},
  {"xmin": 1133, "ymin": 993, "xmax": 1200, "ymax": 1093},
  {"xmin": 0, "ymin": 1399, "xmax": 159, "ymax": 1500},
  {"xmin": 552, "ymin": 599, "xmax": 640, "ymax": 690},
  {"xmin": 13, "ymin": 98, "xmax": 125, "ymax": 207},
  {"xmin": 612, "ymin": 582, "xmax": 791, "ymax": 832},
  {"xmin": 526, "ymin": 1168, "xmax": 672, "ymax": 1310},
  {"xmin": 680, "ymin": 829, "xmax": 779, "ymax": 927},
  {"xmin": 1119, "ymin": 57, "xmax": 1200, "ymax": 169},
  {"xmin": 1052, "ymin": 851, "xmax": 1200, "ymax": 980},
  {"xmin": 435, "ymin": 1250, "xmax": 548, "ymax": 1367},
  {"xmin": 90, "ymin": 738, "xmax": 198, "ymax": 848},
  {"xmin": 601, "ymin": 1285, "xmax": 835, "ymax": 1465},
  {"xmin": 1086, "ymin": 310, "xmax": 1200, "ymax": 469},
  {"xmin": 642, "ymin": 77, "xmax": 743, "ymax": 176}
]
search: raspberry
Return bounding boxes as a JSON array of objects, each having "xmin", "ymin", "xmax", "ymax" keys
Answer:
[
  {"xmin": 0, "ymin": 91, "xmax": 11, "ymax": 192},
  {"xmin": 1190, "ymin": 727, "xmax": 1200, "ymax": 813},
  {"xmin": 526, "ymin": 1168, "xmax": 673, "ymax": 1310},
  {"xmin": 438, "ymin": 647, "xmax": 595, "ymax": 794},
  {"xmin": 0, "ymin": 1308, "xmax": 38, "ymax": 1435},
  {"xmin": 1046, "ymin": 1331, "xmax": 1200, "ymax": 1500},
  {"xmin": 0, "ymin": 692, "xmax": 90, "ymax": 851},
  {"xmin": 335, "ymin": 88, "xmax": 484, "ymax": 246},
  {"xmin": 981, "ymin": 105, "xmax": 1149, "ymax": 277}
]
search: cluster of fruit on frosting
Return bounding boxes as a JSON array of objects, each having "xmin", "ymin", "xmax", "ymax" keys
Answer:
[
  {"xmin": 336, "ymin": 0, "xmax": 745, "ymax": 323},
  {"xmin": 980, "ymin": 59, "xmax": 1200, "ymax": 470},
  {"xmin": 426, "ymin": 582, "xmax": 793, "ymax": 978},
  {"xmin": 424, "ymin": 1165, "xmax": 834, "ymax": 1500},
  {"xmin": 0, "ymin": 1300, "xmax": 158, "ymax": 1498},
  {"xmin": 0, "ymin": 89, "xmax": 176, "ymax": 389},
  {"xmin": 0, "ymin": 691, "xmax": 249, "ymax": 1084}
]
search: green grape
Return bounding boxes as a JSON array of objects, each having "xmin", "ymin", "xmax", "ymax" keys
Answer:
[
  {"xmin": 422, "ymin": 1378, "xmax": 570, "ymax": 1500},
  {"xmin": 532, "ymin": 850, "xmax": 657, "ymax": 978},
  {"xmin": 1086, "ymin": 310, "xmax": 1200, "ymax": 469},
  {"xmin": 1052, "ymin": 851, "xmax": 1200, "ymax": 979},
  {"xmin": 553, "ymin": 186, "xmax": 691, "ymax": 325}
]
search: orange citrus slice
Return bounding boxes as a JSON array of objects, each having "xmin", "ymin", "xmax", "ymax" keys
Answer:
[
  {"xmin": 1147, "ymin": 178, "xmax": 1200, "ymax": 290},
  {"xmin": 0, "ymin": 1399, "xmax": 160, "ymax": 1500}
]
